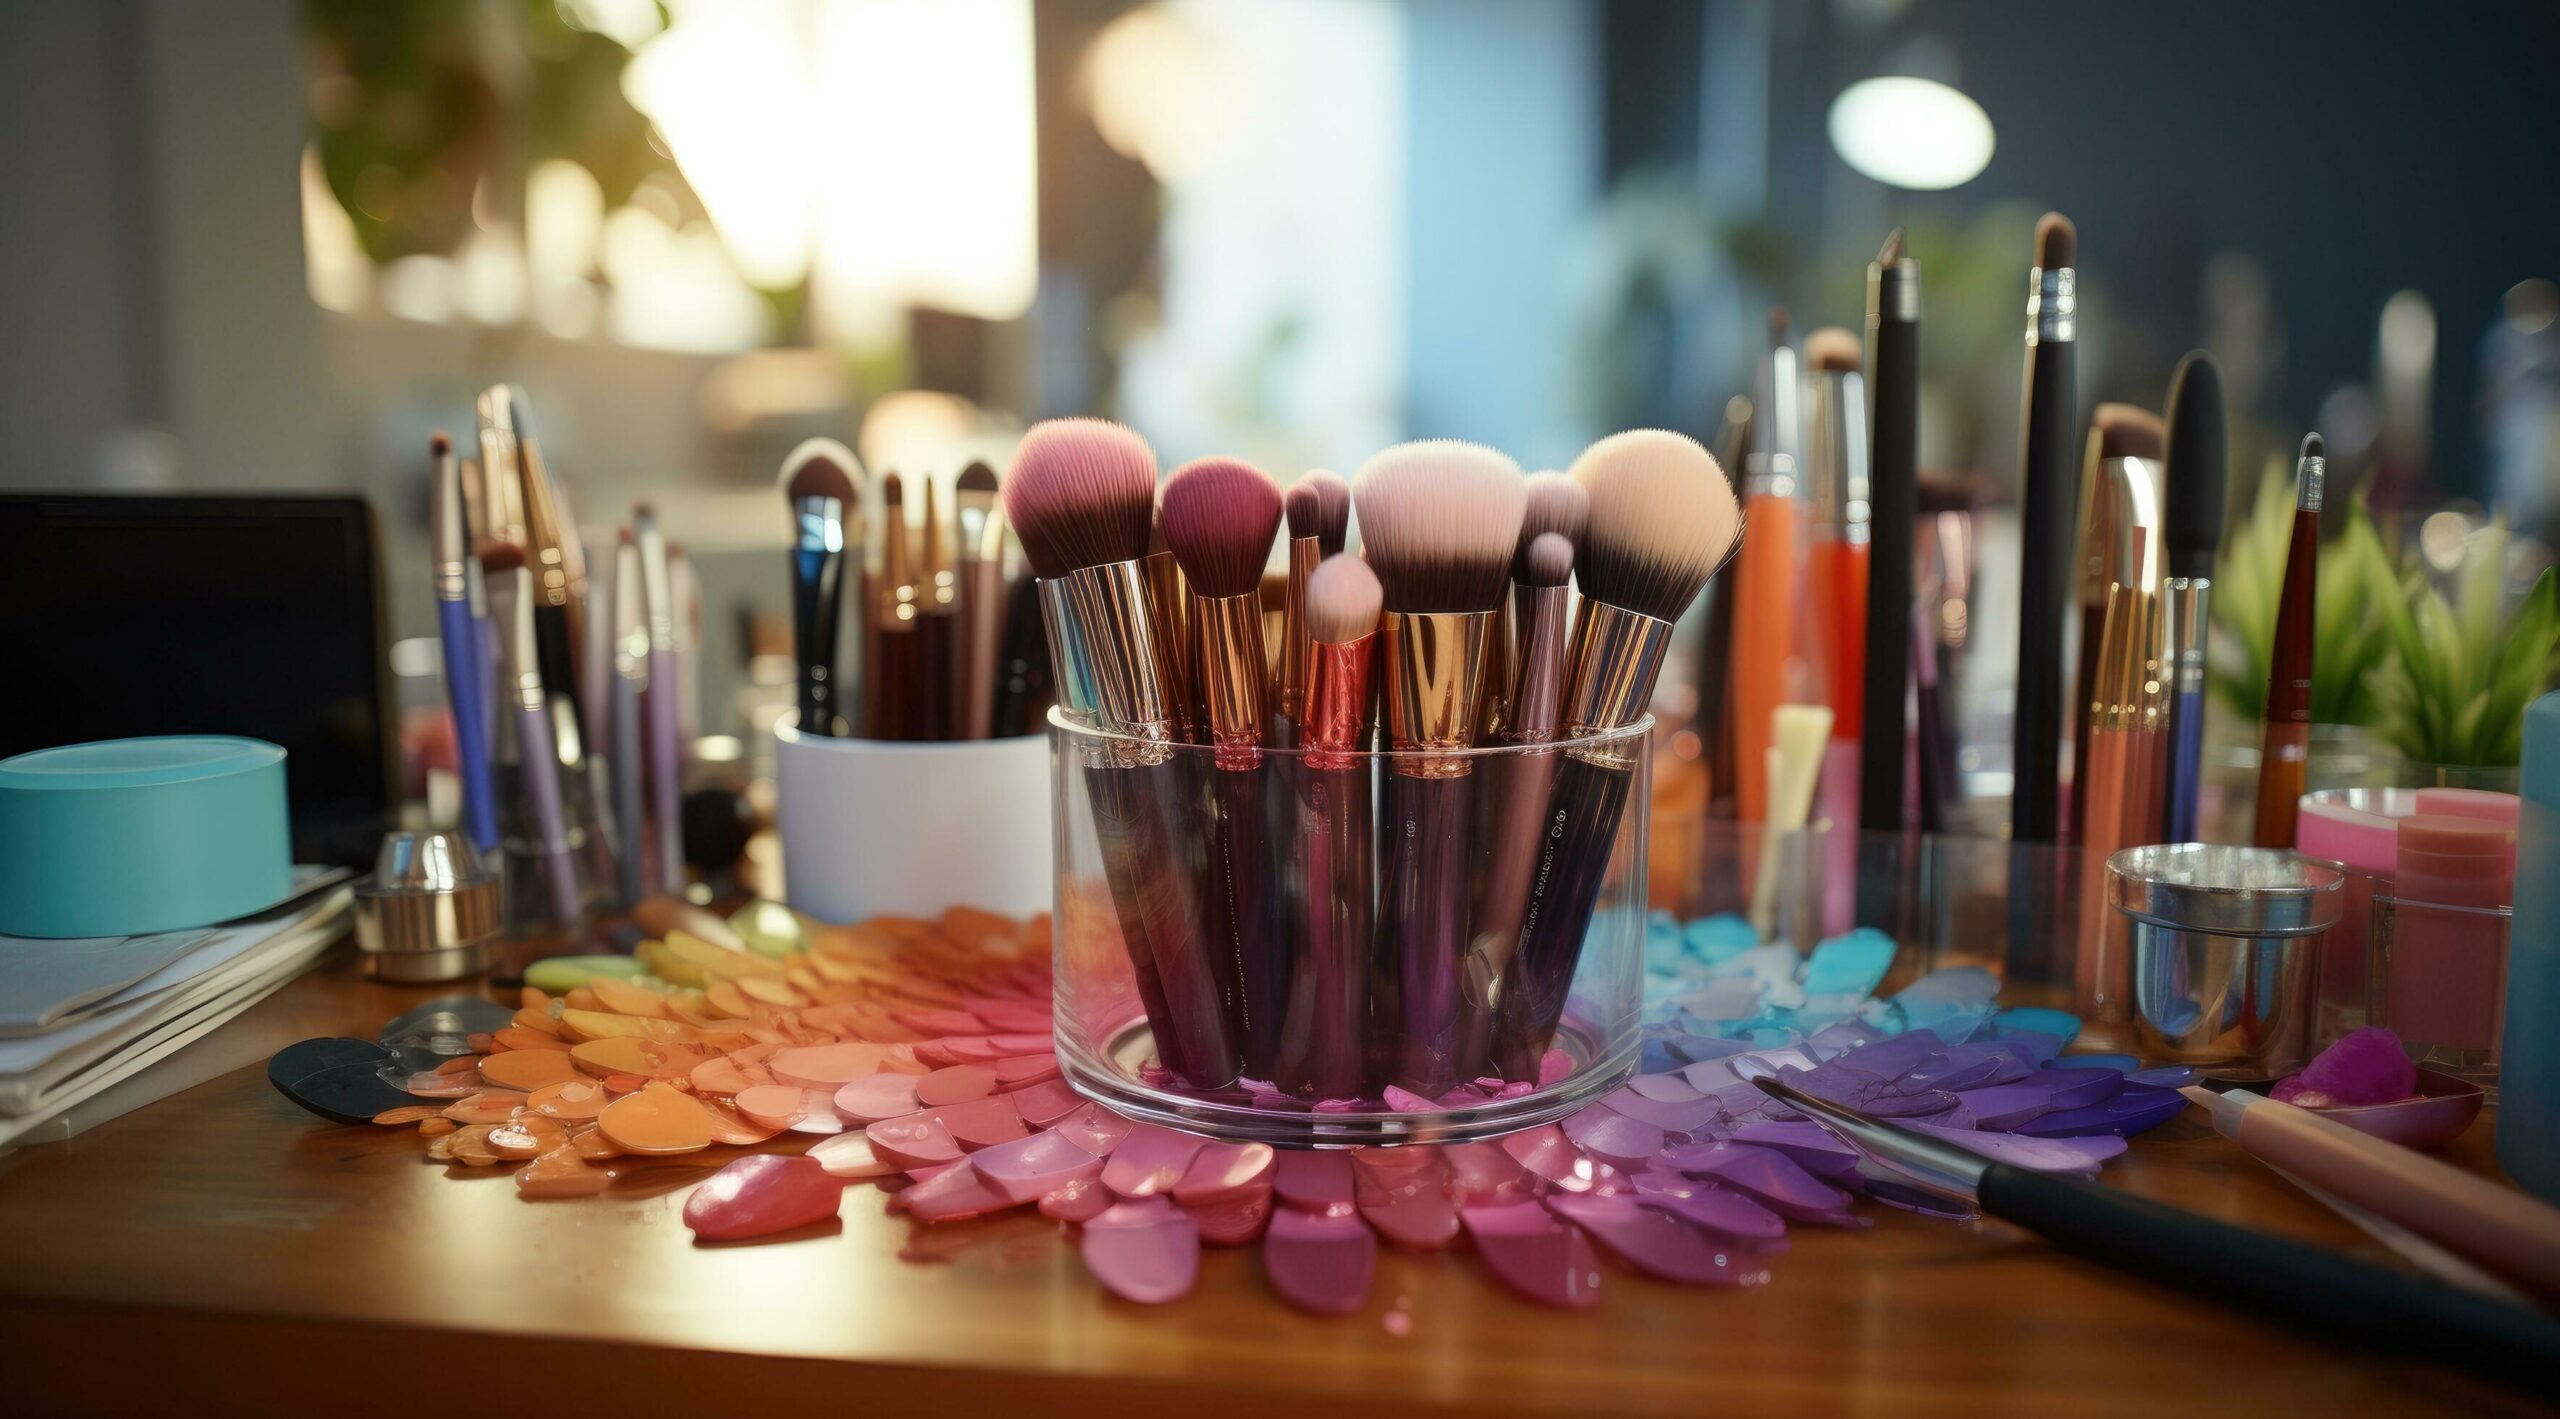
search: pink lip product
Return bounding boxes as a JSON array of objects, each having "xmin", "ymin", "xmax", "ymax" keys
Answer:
[
  {"xmin": 2184, "ymin": 1085, "xmax": 2560, "ymax": 1302},
  {"xmin": 2295, "ymin": 787, "xmax": 2416, "ymax": 1037},
  {"xmin": 2373, "ymin": 813, "xmax": 2515, "ymax": 1091}
]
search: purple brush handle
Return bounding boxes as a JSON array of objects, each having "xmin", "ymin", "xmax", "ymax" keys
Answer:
[
  {"xmin": 1273, "ymin": 762, "xmax": 1371, "ymax": 1100},
  {"xmin": 1453, "ymin": 748, "xmax": 1563, "ymax": 1080},
  {"xmin": 513, "ymin": 702, "xmax": 583, "ymax": 927},
  {"xmin": 1080, "ymin": 759, "xmax": 1187, "ymax": 1079},
  {"xmin": 1496, "ymin": 753, "xmax": 1632, "ymax": 1077},
  {"xmin": 1206, "ymin": 764, "xmax": 1282, "ymax": 1078},
  {"xmin": 1386, "ymin": 770, "xmax": 1475, "ymax": 1095},
  {"xmin": 647, "ymin": 646, "xmax": 682, "ymax": 892},
  {"xmin": 439, "ymin": 597, "xmax": 500, "ymax": 853},
  {"xmin": 1088, "ymin": 759, "xmax": 1240, "ymax": 1089}
]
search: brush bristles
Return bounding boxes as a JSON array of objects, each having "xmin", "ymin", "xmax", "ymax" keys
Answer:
[
  {"xmin": 1160, "ymin": 456, "xmax": 1282, "ymax": 598},
  {"xmin": 1002, "ymin": 417, "xmax": 1157, "ymax": 579},
  {"xmin": 1569, "ymin": 429, "xmax": 1741, "ymax": 623},
  {"xmin": 2163, "ymin": 351, "xmax": 2228, "ymax": 571},
  {"xmin": 2036, "ymin": 211, "xmax": 2077, "ymax": 269},
  {"xmin": 430, "ymin": 432, "xmax": 452, "ymax": 457},
  {"xmin": 1351, "ymin": 440, "xmax": 1526, "ymax": 613},
  {"xmin": 2093, "ymin": 404, "xmax": 2165, "ymax": 463},
  {"xmin": 1285, "ymin": 481, "xmax": 1322, "ymax": 539},
  {"xmin": 1305, "ymin": 470, "xmax": 1351, "ymax": 555},
  {"xmin": 1522, "ymin": 532, "xmax": 1573, "ymax": 588},
  {"xmin": 1877, "ymin": 226, "xmax": 1906, "ymax": 267},
  {"xmin": 1305, "ymin": 554, "xmax": 1383, "ymax": 644},
  {"xmin": 1516, "ymin": 472, "xmax": 1589, "ymax": 578},
  {"xmin": 956, "ymin": 460, "xmax": 999, "ymax": 497},
  {"xmin": 1804, "ymin": 327, "xmax": 1862, "ymax": 374},
  {"xmin": 781, "ymin": 437, "xmax": 860, "ymax": 506},
  {"xmin": 475, "ymin": 539, "xmax": 526, "ymax": 575}
]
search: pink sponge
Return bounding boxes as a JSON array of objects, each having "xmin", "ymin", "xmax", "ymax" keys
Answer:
[{"xmin": 2271, "ymin": 1027, "xmax": 2417, "ymax": 1108}]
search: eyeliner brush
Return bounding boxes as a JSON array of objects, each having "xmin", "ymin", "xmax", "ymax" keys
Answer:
[
  {"xmin": 2160, "ymin": 352, "xmax": 2228, "ymax": 842},
  {"xmin": 2013, "ymin": 213, "xmax": 2078, "ymax": 843}
]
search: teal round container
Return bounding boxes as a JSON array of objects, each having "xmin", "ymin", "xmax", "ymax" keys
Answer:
[{"xmin": 0, "ymin": 737, "xmax": 293, "ymax": 938}]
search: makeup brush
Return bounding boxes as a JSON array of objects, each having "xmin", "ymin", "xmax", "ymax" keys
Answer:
[
  {"xmin": 1502, "ymin": 429, "xmax": 1741, "ymax": 1071},
  {"xmin": 1274, "ymin": 553, "xmax": 1381, "ymax": 1099},
  {"xmin": 1861, "ymin": 230, "xmax": 1918, "ymax": 838},
  {"xmin": 1752, "ymin": 1073, "xmax": 2560, "ymax": 1395},
  {"xmin": 1353, "ymin": 439, "xmax": 1526, "ymax": 1094},
  {"xmin": 1750, "ymin": 702, "xmax": 1835, "ymax": 942},
  {"xmin": 431, "ymin": 435, "xmax": 500, "ymax": 854},
  {"xmin": 914, "ymin": 477, "xmax": 957, "ymax": 739},
  {"xmin": 954, "ymin": 461, "xmax": 1004, "ymax": 739},
  {"xmin": 2076, "ymin": 575, "xmax": 2161, "ymax": 1024},
  {"xmin": 1140, "ymin": 505, "xmax": 1195, "ymax": 743},
  {"xmin": 1734, "ymin": 312, "xmax": 1806, "ymax": 824},
  {"xmin": 1006, "ymin": 418, "xmax": 1238, "ymax": 1088},
  {"xmin": 990, "ymin": 573, "xmax": 1052, "ymax": 737},
  {"xmin": 1276, "ymin": 473, "xmax": 1345, "ymax": 740},
  {"xmin": 479, "ymin": 541, "xmax": 582, "ymax": 928},
  {"xmin": 2014, "ymin": 212, "xmax": 2079, "ymax": 844},
  {"xmin": 1161, "ymin": 456, "xmax": 1286, "ymax": 1070},
  {"xmin": 2161, "ymin": 353, "xmax": 2228, "ymax": 842},
  {"xmin": 1488, "ymin": 473, "xmax": 1589, "ymax": 739},
  {"xmin": 609, "ymin": 530, "xmax": 648, "ymax": 907},
  {"xmin": 1803, "ymin": 327, "xmax": 1869, "ymax": 836},
  {"xmin": 2070, "ymin": 404, "xmax": 2165, "ymax": 839},
  {"xmin": 1699, "ymin": 395, "xmax": 1752, "ymax": 813},
  {"xmin": 1460, "ymin": 530, "xmax": 1575, "ymax": 1079},
  {"xmin": 479, "ymin": 386, "xmax": 590, "ymax": 738},
  {"xmin": 633, "ymin": 503, "xmax": 683, "ymax": 894},
  {"xmin": 2255, "ymin": 435, "xmax": 2324, "ymax": 849},
  {"xmin": 781, "ymin": 438, "xmax": 858, "ymax": 739}
]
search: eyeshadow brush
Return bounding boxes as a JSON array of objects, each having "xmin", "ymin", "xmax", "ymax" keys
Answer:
[
  {"xmin": 2254, "ymin": 435, "xmax": 2324, "ymax": 849},
  {"xmin": 430, "ymin": 434, "xmax": 501, "ymax": 854},
  {"xmin": 479, "ymin": 541, "xmax": 582, "ymax": 928},
  {"xmin": 633, "ymin": 503, "xmax": 683, "ymax": 893},
  {"xmin": 1274, "ymin": 555, "xmax": 1382, "ymax": 1099},
  {"xmin": 2014, "ymin": 213, "xmax": 2079, "ymax": 844},
  {"xmin": 781, "ymin": 439, "xmax": 859, "ymax": 738},
  {"xmin": 1861, "ymin": 230, "xmax": 1919, "ymax": 838},
  {"xmin": 1007, "ymin": 419, "xmax": 1238, "ymax": 1088},
  {"xmin": 1162, "ymin": 456, "xmax": 1287, "ymax": 1073},
  {"xmin": 1733, "ymin": 312, "xmax": 1805, "ymax": 824},
  {"xmin": 1354, "ymin": 440, "xmax": 1526, "ymax": 1094},
  {"xmin": 2161, "ymin": 352, "xmax": 2228, "ymax": 842},
  {"xmin": 990, "ymin": 573, "xmax": 1051, "ymax": 737},
  {"xmin": 1755, "ymin": 1072, "xmax": 2560, "ymax": 1396},
  {"xmin": 1502, "ymin": 430, "xmax": 1741, "ymax": 1072},
  {"xmin": 1489, "ymin": 473, "xmax": 1589, "ymax": 740},
  {"xmin": 955, "ymin": 461, "xmax": 1005, "ymax": 738}
]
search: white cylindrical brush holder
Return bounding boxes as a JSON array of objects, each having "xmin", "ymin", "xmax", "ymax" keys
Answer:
[{"xmin": 774, "ymin": 720, "xmax": 1051, "ymax": 922}]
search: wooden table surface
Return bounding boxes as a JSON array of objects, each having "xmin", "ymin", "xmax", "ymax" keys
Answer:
[{"xmin": 0, "ymin": 947, "xmax": 2542, "ymax": 1419}]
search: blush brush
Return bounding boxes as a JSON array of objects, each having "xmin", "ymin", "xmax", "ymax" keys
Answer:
[
  {"xmin": 1354, "ymin": 440, "xmax": 1526, "ymax": 1094},
  {"xmin": 1007, "ymin": 418, "xmax": 1238, "ymax": 1088},
  {"xmin": 780, "ymin": 438, "xmax": 859, "ymax": 738},
  {"xmin": 1501, "ymin": 429, "xmax": 1741, "ymax": 1072},
  {"xmin": 1273, "ymin": 554, "xmax": 1381, "ymax": 1099},
  {"xmin": 1161, "ymin": 456, "xmax": 1286, "ymax": 1073}
]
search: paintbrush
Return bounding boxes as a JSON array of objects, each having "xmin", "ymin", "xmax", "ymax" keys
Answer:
[
  {"xmin": 780, "ymin": 438, "xmax": 859, "ymax": 738},
  {"xmin": 479, "ymin": 540, "xmax": 583, "ymax": 927},
  {"xmin": 1354, "ymin": 440, "xmax": 1526, "ymax": 1094},
  {"xmin": 430, "ymin": 434, "xmax": 500, "ymax": 854},
  {"xmin": 2254, "ymin": 434, "xmax": 2325, "ymax": 849},
  {"xmin": 1861, "ymin": 230, "xmax": 1919, "ymax": 837},
  {"xmin": 954, "ymin": 461, "xmax": 1004, "ymax": 738},
  {"xmin": 1007, "ymin": 418, "xmax": 1239, "ymax": 1088},
  {"xmin": 1502, "ymin": 430, "xmax": 1741, "ymax": 1072},
  {"xmin": 2161, "ymin": 352, "xmax": 2228, "ymax": 842},
  {"xmin": 1162, "ymin": 456, "xmax": 1286, "ymax": 1072},
  {"xmin": 1273, "ymin": 553, "xmax": 1381, "ymax": 1099},
  {"xmin": 1276, "ymin": 471, "xmax": 1350, "ymax": 748},
  {"xmin": 2014, "ymin": 213, "xmax": 2079, "ymax": 843}
]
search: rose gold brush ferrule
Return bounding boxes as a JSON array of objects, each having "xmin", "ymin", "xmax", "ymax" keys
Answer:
[
  {"xmin": 1191, "ymin": 593, "xmax": 1269, "ymax": 770},
  {"xmin": 1560, "ymin": 602, "xmax": 1676, "ymax": 768},
  {"xmin": 1137, "ymin": 550, "xmax": 1193, "ymax": 739},
  {"xmin": 1301, "ymin": 635, "xmax": 1377, "ymax": 770},
  {"xmin": 1503, "ymin": 582, "xmax": 1570, "ymax": 744},
  {"xmin": 1382, "ymin": 610, "xmax": 1494, "ymax": 780},
  {"xmin": 1279, "ymin": 536, "xmax": 1320, "ymax": 722},
  {"xmin": 1059, "ymin": 561, "xmax": 1178, "ymax": 763}
]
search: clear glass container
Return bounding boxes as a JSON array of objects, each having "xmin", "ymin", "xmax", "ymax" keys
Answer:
[
  {"xmin": 1047, "ymin": 709, "xmax": 1650, "ymax": 1146},
  {"xmin": 2370, "ymin": 893, "xmax": 2511, "ymax": 1097}
]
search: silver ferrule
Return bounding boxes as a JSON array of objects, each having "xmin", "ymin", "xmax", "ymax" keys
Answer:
[
  {"xmin": 1504, "ymin": 581, "xmax": 1571, "ymax": 743},
  {"xmin": 636, "ymin": 521, "xmax": 675, "ymax": 651},
  {"xmin": 2027, "ymin": 265, "xmax": 2077, "ymax": 344},
  {"xmin": 612, "ymin": 543, "xmax": 647, "ymax": 681},
  {"xmin": 1752, "ymin": 1076, "xmax": 1987, "ymax": 1208},
  {"xmin": 1869, "ymin": 258, "xmax": 1919, "ymax": 324},
  {"xmin": 1036, "ymin": 577, "xmax": 1103, "ymax": 720},
  {"xmin": 794, "ymin": 496, "xmax": 845, "ymax": 557},
  {"xmin": 2299, "ymin": 454, "xmax": 2326, "ymax": 513},
  {"xmin": 502, "ymin": 569, "xmax": 545, "ymax": 712},
  {"xmin": 1560, "ymin": 601, "xmax": 1676, "ymax": 766},
  {"xmin": 431, "ymin": 461, "xmax": 468, "ymax": 603},
  {"xmin": 2163, "ymin": 577, "xmax": 2210, "ymax": 696},
  {"xmin": 1055, "ymin": 560, "xmax": 1176, "ymax": 761},
  {"xmin": 1806, "ymin": 367, "xmax": 1870, "ymax": 533}
]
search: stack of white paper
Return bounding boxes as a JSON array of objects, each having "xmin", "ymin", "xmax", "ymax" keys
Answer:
[{"xmin": 0, "ymin": 870, "xmax": 353, "ymax": 1148}]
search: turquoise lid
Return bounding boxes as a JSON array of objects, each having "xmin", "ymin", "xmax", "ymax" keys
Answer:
[{"xmin": 0, "ymin": 736, "xmax": 293, "ymax": 938}]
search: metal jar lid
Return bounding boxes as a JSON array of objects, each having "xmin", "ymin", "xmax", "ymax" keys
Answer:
[
  {"xmin": 2105, "ymin": 843, "xmax": 2344, "ymax": 937},
  {"xmin": 354, "ymin": 830, "xmax": 502, "ymax": 982}
]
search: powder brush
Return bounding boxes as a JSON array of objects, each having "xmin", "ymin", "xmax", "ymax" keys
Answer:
[
  {"xmin": 1273, "ymin": 553, "xmax": 1382, "ymax": 1099},
  {"xmin": 1502, "ymin": 429, "xmax": 1741, "ymax": 1071},
  {"xmin": 1354, "ymin": 439, "xmax": 1526, "ymax": 1093},
  {"xmin": 1861, "ymin": 229, "xmax": 1919, "ymax": 837},
  {"xmin": 2160, "ymin": 353, "xmax": 2228, "ymax": 842},
  {"xmin": 1162, "ymin": 456, "xmax": 1286, "ymax": 1071},
  {"xmin": 1006, "ymin": 418, "xmax": 1236, "ymax": 1087},
  {"xmin": 954, "ymin": 461, "xmax": 1004, "ymax": 738},
  {"xmin": 780, "ymin": 438, "xmax": 859, "ymax": 739}
]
